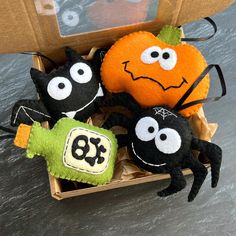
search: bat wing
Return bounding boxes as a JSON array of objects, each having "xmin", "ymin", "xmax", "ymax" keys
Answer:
[{"xmin": 11, "ymin": 100, "xmax": 51, "ymax": 126}]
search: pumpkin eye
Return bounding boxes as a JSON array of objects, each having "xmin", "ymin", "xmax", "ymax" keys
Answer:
[
  {"xmin": 47, "ymin": 77, "xmax": 72, "ymax": 101},
  {"xmin": 135, "ymin": 117, "xmax": 159, "ymax": 141},
  {"xmin": 61, "ymin": 10, "xmax": 80, "ymax": 27},
  {"xmin": 159, "ymin": 48, "xmax": 177, "ymax": 71},
  {"xmin": 155, "ymin": 128, "xmax": 181, "ymax": 154},
  {"xmin": 70, "ymin": 62, "xmax": 93, "ymax": 84},
  {"xmin": 141, "ymin": 46, "xmax": 162, "ymax": 64}
]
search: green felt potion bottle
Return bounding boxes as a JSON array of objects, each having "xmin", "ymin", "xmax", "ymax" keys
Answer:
[{"xmin": 14, "ymin": 118, "xmax": 118, "ymax": 185}]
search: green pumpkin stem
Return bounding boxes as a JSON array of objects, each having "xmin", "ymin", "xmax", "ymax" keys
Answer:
[{"xmin": 157, "ymin": 26, "xmax": 182, "ymax": 45}]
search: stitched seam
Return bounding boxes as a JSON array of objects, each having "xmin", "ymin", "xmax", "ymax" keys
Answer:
[
  {"xmin": 13, "ymin": 105, "xmax": 51, "ymax": 125},
  {"xmin": 131, "ymin": 142, "xmax": 166, "ymax": 167},
  {"xmin": 63, "ymin": 128, "xmax": 112, "ymax": 174}
]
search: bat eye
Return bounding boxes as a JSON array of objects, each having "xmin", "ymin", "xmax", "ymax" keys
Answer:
[
  {"xmin": 61, "ymin": 10, "xmax": 80, "ymax": 27},
  {"xmin": 47, "ymin": 77, "xmax": 72, "ymax": 100},
  {"xmin": 135, "ymin": 117, "xmax": 159, "ymax": 141},
  {"xmin": 155, "ymin": 128, "xmax": 181, "ymax": 154},
  {"xmin": 141, "ymin": 46, "xmax": 162, "ymax": 64},
  {"xmin": 70, "ymin": 62, "xmax": 93, "ymax": 84},
  {"xmin": 159, "ymin": 48, "xmax": 177, "ymax": 71}
]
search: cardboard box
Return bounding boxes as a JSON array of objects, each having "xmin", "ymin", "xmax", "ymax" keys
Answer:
[{"xmin": 1, "ymin": 0, "xmax": 234, "ymax": 200}]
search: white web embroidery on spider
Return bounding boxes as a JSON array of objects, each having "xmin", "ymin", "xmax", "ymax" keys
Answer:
[{"xmin": 153, "ymin": 107, "xmax": 177, "ymax": 120}]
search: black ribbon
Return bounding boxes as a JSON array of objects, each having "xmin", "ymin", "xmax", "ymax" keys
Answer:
[
  {"xmin": 174, "ymin": 64, "xmax": 226, "ymax": 112},
  {"xmin": 0, "ymin": 134, "xmax": 15, "ymax": 140},
  {"xmin": 181, "ymin": 17, "xmax": 217, "ymax": 42},
  {"xmin": 20, "ymin": 52, "xmax": 59, "ymax": 69},
  {"xmin": 0, "ymin": 125, "xmax": 16, "ymax": 141},
  {"xmin": 0, "ymin": 125, "xmax": 16, "ymax": 134}
]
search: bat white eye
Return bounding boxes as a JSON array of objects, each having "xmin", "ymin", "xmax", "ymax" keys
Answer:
[
  {"xmin": 47, "ymin": 77, "xmax": 72, "ymax": 101},
  {"xmin": 141, "ymin": 46, "xmax": 162, "ymax": 64},
  {"xmin": 61, "ymin": 10, "xmax": 80, "ymax": 27},
  {"xmin": 135, "ymin": 117, "xmax": 159, "ymax": 141},
  {"xmin": 159, "ymin": 48, "xmax": 177, "ymax": 71},
  {"xmin": 70, "ymin": 62, "xmax": 93, "ymax": 84},
  {"xmin": 155, "ymin": 128, "xmax": 181, "ymax": 154}
]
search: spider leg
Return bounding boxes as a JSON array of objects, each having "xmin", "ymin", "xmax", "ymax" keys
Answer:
[
  {"xmin": 184, "ymin": 153, "xmax": 208, "ymax": 202},
  {"xmin": 116, "ymin": 134, "xmax": 129, "ymax": 148},
  {"xmin": 102, "ymin": 112, "xmax": 132, "ymax": 130},
  {"xmin": 102, "ymin": 93, "xmax": 142, "ymax": 114},
  {"xmin": 157, "ymin": 167, "xmax": 186, "ymax": 197},
  {"xmin": 191, "ymin": 137, "xmax": 222, "ymax": 188}
]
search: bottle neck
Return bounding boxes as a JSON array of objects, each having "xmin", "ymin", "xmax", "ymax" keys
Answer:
[{"xmin": 25, "ymin": 122, "xmax": 52, "ymax": 159}]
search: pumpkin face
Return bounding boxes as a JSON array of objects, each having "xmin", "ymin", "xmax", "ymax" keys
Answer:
[
  {"xmin": 101, "ymin": 28, "xmax": 210, "ymax": 117},
  {"xmin": 87, "ymin": 0, "xmax": 150, "ymax": 29}
]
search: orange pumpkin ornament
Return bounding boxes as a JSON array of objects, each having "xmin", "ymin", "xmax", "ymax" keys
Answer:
[{"xmin": 101, "ymin": 26, "xmax": 210, "ymax": 117}]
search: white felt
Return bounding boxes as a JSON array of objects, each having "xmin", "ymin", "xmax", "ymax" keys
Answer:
[
  {"xmin": 63, "ymin": 128, "xmax": 111, "ymax": 174},
  {"xmin": 141, "ymin": 46, "xmax": 162, "ymax": 64},
  {"xmin": 131, "ymin": 142, "xmax": 167, "ymax": 167},
  {"xmin": 159, "ymin": 48, "xmax": 177, "ymax": 71},
  {"xmin": 47, "ymin": 76, "xmax": 72, "ymax": 101},
  {"xmin": 61, "ymin": 10, "xmax": 80, "ymax": 27},
  {"xmin": 153, "ymin": 107, "xmax": 178, "ymax": 120},
  {"xmin": 61, "ymin": 83, "xmax": 104, "ymax": 118},
  {"xmin": 155, "ymin": 128, "xmax": 181, "ymax": 154},
  {"xmin": 70, "ymin": 62, "xmax": 93, "ymax": 84},
  {"xmin": 135, "ymin": 117, "xmax": 159, "ymax": 141}
]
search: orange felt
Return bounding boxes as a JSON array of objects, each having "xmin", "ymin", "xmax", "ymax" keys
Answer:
[
  {"xmin": 14, "ymin": 124, "xmax": 32, "ymax": 149},
  {"xmin": 101, "ymin": 31, "xmax": 209, "ymax": 117}
]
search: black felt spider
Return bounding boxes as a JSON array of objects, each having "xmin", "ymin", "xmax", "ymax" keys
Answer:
[
  {"xmin": 102, "ymin": 94, "xmax": 222, "ymax": 201},
  {"xmin": 11, "ymin": 47, "xmax": 107, "ymax": 127}
]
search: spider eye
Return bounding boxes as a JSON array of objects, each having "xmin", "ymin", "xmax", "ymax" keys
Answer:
[
  {"xmin": 70, "ymin": 62, "xmax": 93, "ymax": 84},
  {"xmin": 47, "ymin": 77, "xmax": 72, "ymax": 100},
  {"xmin": 135, "ymin": 117, "xmax": 159, "ymax": 141},
  {"xmin": 159, "ymin": 48, "xmax": 177, "ymax": 71},
  {"xmin": 61, "ymin": 10, "xmax": 80, "ymax": 27},
  {"xmin": 141, "ymin": 46, "xmax": 162, "ymax": 64},
  {"xmin": 155, "ymin": 128, "xmax": 181, "ymax": 154}
]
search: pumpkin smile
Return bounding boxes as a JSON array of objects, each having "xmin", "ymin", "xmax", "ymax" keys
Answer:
[{"xmin": 122, "ymin": 61, "xmax": 188, "ymax": 91}]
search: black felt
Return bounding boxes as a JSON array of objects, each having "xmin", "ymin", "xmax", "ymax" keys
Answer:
[
  {"xmin": 183, "ymin": 153, "xmax": 208, "ymax": 202},
  {"xmin": 103, "ymin": 93, "xmax": 142, "ymax": 114},
  {"xmin": 129, "ymin": 108, "xmax": 193, "ymax": 173},
  {"xmin": 102, "ymin": 112, "xmax": 132, "ymax": 130},
  {"xmin": 72, "ymin": 135, "xmax": 106, "ymax": 167},
  {"xmin": 11, "ymin": 47, "xmax": 105, "ymax": 127},
  {"xmin": 11, "ymin": 99, "xmax": 51, "ymax": 126},
  {"xmin": 157, "ymin": 167, "xmax": 186, "ymax": 197},
  {"xmin": 103, "ymin": 103, "xmax": 223, "ymax": 202},
  {"xmin": 191, "ymin": 137, "xmax": 222, "ymax": 188}
]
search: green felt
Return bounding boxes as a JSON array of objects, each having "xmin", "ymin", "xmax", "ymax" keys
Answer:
[
  {"xmin": 26, "ymin": 118, "xmax": 118, "ymax": 186},
  {"xmin": 157, "ymin": 25, "xmax": 182, "ymax": 46}
]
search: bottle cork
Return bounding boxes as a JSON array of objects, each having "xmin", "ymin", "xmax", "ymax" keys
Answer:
[{"xmin": 14, "ymin": 124, "xmax": 32, "ymax": 149}]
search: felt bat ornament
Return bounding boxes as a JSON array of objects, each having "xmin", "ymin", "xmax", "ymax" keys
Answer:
[
  {"xmin": 102, "ymin": 93, "xmax": 222, "ymax": 201},
  {"xmin": 101, "ymin": 25, "xmax": 225, "ymax": 117},
  {"xmin": 13, "ymin": 118, "xmax": 118, "ymax": 185},
  {"xmin": 11, "ymin": 47, "xmax": 107, "ymax": 127}
]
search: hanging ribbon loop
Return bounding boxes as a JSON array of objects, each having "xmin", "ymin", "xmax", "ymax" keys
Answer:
[
  {"xmin": 174, "ymin": 64, "xmax": 226, "ymax": 112},
  {"xmin": 181, "ymin": 17, "xmax": 217, "ymax": 42}
]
